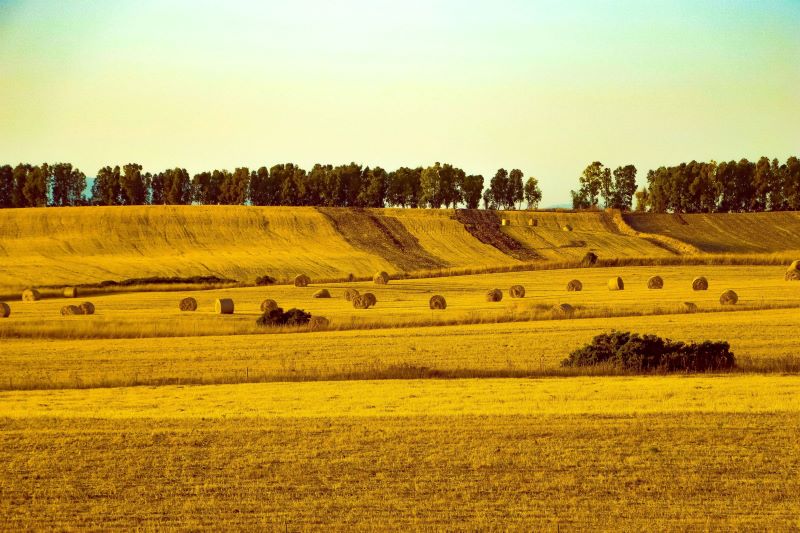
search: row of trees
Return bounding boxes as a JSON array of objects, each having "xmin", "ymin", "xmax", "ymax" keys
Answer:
[
  {"xmin": 570, "ymin": 157, "xmax": 800, "ymax": 213},
  {"xmin": 0, "ymin": 162, "xmax": 543, "ymax": 210},
  {"xmin": 638, "ymin": 157, "xmax": 800, "ymax": 213}
]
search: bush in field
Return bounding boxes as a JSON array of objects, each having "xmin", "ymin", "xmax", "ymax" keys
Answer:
[
  {"xmin": 561, "ymin": 331, "xmax": 734, "ymax": 372},
  {"xmin": 256, "ymin": 307, "xmax": 312, "ymax": 327},
  {"xmin": 255, "ymin": 275, "xmax": 277, "ymax": 286}
]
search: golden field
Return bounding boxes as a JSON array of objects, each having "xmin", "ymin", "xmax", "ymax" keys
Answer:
[
  {"xmin": 3, "ymin": 205, "xmax": 800, "ymax": 529},
  {"xmin": 2, "ymin": 377, "xmax": 799, "ymax": 529}
]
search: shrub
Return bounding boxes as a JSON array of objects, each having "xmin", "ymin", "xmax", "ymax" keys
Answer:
[
  {"xmin": 561, "ymin": 331, "xmax": 734, "ymax": 372},
  {"xmin": 256, "ymin": 307, "xmax": 312, "ymax": 327},
  {"xmin": 581, "ymin": 252, "xmax": 598, "ymax": 266},
  {"xmin": 255, "ymin": 275, "xmax": 277, "ymax": 286}
]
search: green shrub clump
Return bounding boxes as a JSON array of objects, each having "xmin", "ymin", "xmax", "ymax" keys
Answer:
[
  {"xmin": 561, "ymin": 331, "xmax": 734, "ymax": 372},
  {"xmin": 256, "ymin": 307, "xmax": 312, "ymax": 327}
]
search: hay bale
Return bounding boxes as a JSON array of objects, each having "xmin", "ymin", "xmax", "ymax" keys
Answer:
[
  {"xmin": 692, "ymin": 277, "xmax": 708, "ymax": 291},
  {"xmin": 179, "ymin": 297, "xmax": 198, "ymax": 312},
  {"xmin": 562, "ymin": 224, "xmax": 573, "ymax": 232},
  {"xmin": 60, "ymin": 304, "xmax": 82, "ymax": 316},
  {"xmin": 509, "ymin": 285, "xmax": 526, "ymax": 298},
  {"xmin": 719, "ymin": 290, "xmax": 738, "ymax": 305},
  {"xmin": 294, "ymin": 274, "xmax": 311, "ymax": 287},
  {"xmin": 22, "ymin": 289, "xmax": 41, "ymax": 302},
  {"xmin": 353, "ymin": 293, "xmax": 377, "ymax": 309},
  {"xmin": 551, "ymin": 303, "xmax": 575, "ymax": 317},
  {"xmin": 63, "ymin": 287, "xmax": 78, "ymax": 298},
  {"xmin": 260, "ymin": 299, "xmax": 278, "ymax": 312},
  {"xmin": 79, "ymin": 302, "xmax": 95, "ymax": 315},
  {"xmin": 429, "ymin": 295, "xmax": 447, "ymax": 310},
  {"xmin": 486, "ymin": 289, "xmax": 503, "ymax": 302},
  {"xmin": 373, "ymin": 271, "xmax": 390, "ymax": 285},
  {"xmin": 607, "ymin": 277, "xmax": 624, "ymax": 291},
  {"xmin": 308, "ymin": 316, "xmax": 330, "ymax": 331},
  {"xmin": 566, "ymin": 279, "xmax": 583, "ymax": 292},
  {"xmin": 343, "ymin": 288, "xmax": 360, "ymax": 302},
  {"xmin": 313, "ymin": 289, "xmax": 331, "ymax": 298},
  {"xmin": 0, "ymin": 302, "xmax": 10, "ymax": 318},
  {"xmin": 682, "ymin": 302, "xmax": 698, "ymax": 313},
  {"xmin": 581, "ymin": 252, "xmax": 598, "ymax": 266},
  {"xmin": 215, "ymin": 298, "xmax": 234, "ymax": 314},
  {"xmin": 647, "ymin": 276, "xmax": 664, "ymax": 289},
  {"xmin": 501, "ymin": 218, "xmax": 510, "ymax": 226},
  {"xmin": 785, "ymin": 261, "xmax": 800, "ymax": 280},
  {"xmin": 528, "ymin": 218, "xmax": 537, "ymax": 227}
]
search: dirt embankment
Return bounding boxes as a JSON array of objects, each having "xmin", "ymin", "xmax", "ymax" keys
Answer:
[
  {"xmin": 452, "ymin": 210, "xmax": 539, "ymax": 261},
  {"xmin": 317, "ymin": 208, "xmax": 448, "ymax": 272}
]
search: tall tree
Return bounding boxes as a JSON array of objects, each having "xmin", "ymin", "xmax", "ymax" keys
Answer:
[
  {"xmin": 192, "ymin": 171, "xmax": 219, "ymax": 204},
  {"xmin": 51, "ymin": 163, "xmax": 86, "ymax": 206},
  {"xmin": 120, "ymin": 163, "xmax": 148, "ymax": 205},
  {"xmin": 218, "ymin": 167, "xmax": 250, "ymax": 204},
  {"xmin": 785, "ymin": 156, "xmax": 800, "ymax": 210},
  {"xmin": 0, "ymin": 164, "xmax": 12, "ymax": 208},
  {"xmin": 11, "ymin": 164, "xmax": 31, "ymax": 208},
  {"xmin": 634, "ymin": 187, "xmax": 650, "ymax": 212},
  {"xmin": 460, "ymin": 174, "xmax": 484, "ymax": 209},
  {"xmin": 92, "ymin": 165, "xmax": 122, "ymax": 205},
  {"xmin": 249, "ymin": 166, "xmax": 272, "ymax": 205},
  {"xmin": 610, "ymin": 165, "xmax": 637, "ymax": 210},
  {"xmin": 487, "ymin": 168, "xmax": 509, "ymax": 209},
  {"xmin": 23, "ymin": 163, "xmax": 50, "ymax": 207},
  {"xmin": 523, "ymin": 176, "xmax": 542, "ymax": 210},
  {"xmin": 508, "ymin": 169, "xmax": 524, "ymax": 209},
  {"xmin": 162, "ymin": 168, "xmax": 192, "ymax": 205},
  {"xmin": 359, "ymin": 166, "xmax": 387, "ymax": 208}
]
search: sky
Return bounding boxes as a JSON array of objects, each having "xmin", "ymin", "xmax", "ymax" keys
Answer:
[{"xmin": 1, "ymin": 0, "xmax": 798, "ymax": 204}]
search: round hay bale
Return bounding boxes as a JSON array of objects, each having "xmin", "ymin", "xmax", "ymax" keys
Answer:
[
  {"xmin": 551, "ymin": 303, "xmax": 575, "ymax": 317},
  {"xmin": 509, "ymin": 285, "xmax": 526, "ymax": 298},
  {"xmin": 313, "ymin": 289, "xmax": 331, "ymax": 298},
  {"xmin": 647, "ymin": 276, "xmax": 664, "ymax": 289},
  {"xmin": 486, "ymin": 289, "xmax": 503, "ymax": 302},
  {"xmin": 63, "ymin": 287, "xmax": 78, "ymax": 298},
  {"xmin": 607, "ymin": 277, "xmax": 624, "ymax": 291},
  {"xmin": 60, "ymin": 304, "xmax": 82, "ymax": 316},
  {"xmin": 363, "ymin": 293, "xmax": 377, "ymax": 306},
  {"xmin": 789, "ymin": 260, "xmax": 800, "ymax": 271},
  {"xmin": 215, "ymin": 298, "xmax": 234, "ymax": 314},
  {"xmin": 581, "ymin": 252, "xmax": 598, "ymax": 266},
  {"xmin": 294, "ymin": 274, "xmax": 311, "ymax": 287},
  {"xmin": 566, "ymin": 279, "xmax": 583, "ymax": 292},
  {"xmin": 260, "ymin": 298, "xmax": 278, "ymax": 312},
  {"xmin": 352, "ymin": 295, "xmax": 370, "ymax": 309},
  {"xmin": 373, "ymin": 271, "xmax": 390, "ymax": 285},
  {"xmin": 786, "ymin": 269, "xmax": 800, "ymax": 281},
  {"xmin": 0, "ymin": 302, "xmax": 10, "ymax": 318},
  {"xmin": 79, "ymin": 302, "xmax": 95, "ymax": 315},
  {"xmin": 562, "ymin": 224, "xmax": 573, "ymax": 232},
  {"xmin": 682, "ymin": 302, "xmax": 698, "ymax": 313},
  {"xmin": 22, "ymin": 289, "xmax": 41, "ymax": 302},
  {"xmin": 692, "ymin": 277, "xmax": 708, "ymax": 291},
  {"xmin": 308, "ymin": 316, "xmax": 330, "ymax": 331},
  {"xmin": 343, "ymin": 288, "xmax": 360, "ymax": 302},
  {"xmin": 429, "ymin": 295, "xmax": 447, "ymax": 310},
  {"xmin": 719, "ymin": 290, "xmax": 738, "ymax": 305},
  {"xmin": 179, "ymin": 297, "xmax": 198, "ymax": 312}
]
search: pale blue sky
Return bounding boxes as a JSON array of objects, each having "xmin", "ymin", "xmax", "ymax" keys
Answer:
[{"xmin": 1, "ymin": 0, "xmax": 798, "ymax": 203}]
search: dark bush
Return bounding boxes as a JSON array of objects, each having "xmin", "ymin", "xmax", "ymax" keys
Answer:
[
  {"xmin": 561, "ymin": 331, "xmax": 734, "ymax": 372},
  {"xmin": 256, "ymin": 307, "xmax": 312, "ymax": 327},
  {"xmin": 255, "ymin": 275, "xmax": 277, "ymax": 286}
]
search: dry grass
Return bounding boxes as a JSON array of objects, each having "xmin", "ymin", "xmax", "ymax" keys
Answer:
[{"xmin": 1, "ymin": 377, "xmax": 799, "ymax": 529}]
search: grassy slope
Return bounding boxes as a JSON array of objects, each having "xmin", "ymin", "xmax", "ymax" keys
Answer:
[
  {"xmin": 624, "ymin": 211, "xmax": 800, "ymax": 254},
  {"xmin": 2, "ymin": 377, "xmax": 799, "ymax": 529},
  {"xmin": 4, "ymin": 205, "xmax": 800, "ymax": 290}
]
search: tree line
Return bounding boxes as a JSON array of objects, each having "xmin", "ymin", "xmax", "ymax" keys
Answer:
[
  {"xmin": 570, "ymin": 157, "xmax": 800, "ymax": 213},
  {"xmin": 0, "ymin": 162, "xmax": 542, "ymax": 210}
]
